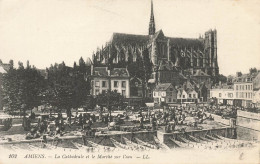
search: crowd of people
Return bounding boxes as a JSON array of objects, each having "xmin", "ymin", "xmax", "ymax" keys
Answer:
[
  {"xmin": 0, "ymin": 118, "xmax": 12, "ymax": 131},
  {"xmin": 21, "ymin": 104, "xmax": 238, "ymax": 140},
  {"xmin": 132, "ymin": 105, "xmax": 220, "ymax": 133},
  {"xmin": 24, "ymin": 111, "xmax": 97, "ymax": 140}
]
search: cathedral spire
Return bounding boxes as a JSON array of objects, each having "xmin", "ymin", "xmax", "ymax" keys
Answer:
[{"xmin": 149, "ymin": 0, "xmax": 155, "ymax": 35}]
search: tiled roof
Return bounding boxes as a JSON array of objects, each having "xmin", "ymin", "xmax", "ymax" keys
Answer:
[
  {"xmin": 93, "ymin": 67, "xmax": 108, "ymax": 76},
  {"xmin": 185, "ymin": 88, "xmax": 196, "ymax": 94},
  {"xmin": 177, "ymin": 88, "xmax": 184, "ymax": 94},
  {"xmin": 130, "ymin": 77, "xmax": 142, "ymax": 83},
  {"xmin": 111, "ymin": 68, "xmax": 129, "ymax": 77},
  {"xmin": 154, "ymin": 83, "xmax": 172, "ymax": 91},
  {"xmin": 93, "ymin": 67, "xmax": 129, "ymax": 77},
  {"xmin": 212, "ymin": 84, "xmax": 233, "ymax": 89}
]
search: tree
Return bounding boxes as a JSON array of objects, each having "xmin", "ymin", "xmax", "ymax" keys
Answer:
[
  {"xmin": 127, "ymin": 48, "xmax": 153, "ymax": 99},
  {"xmin": 41, "ymin": 62, "xmax": 74, "ymax": 112},
  {"xmin": 9, "ymin": 60, "xmax": 14, "ymax": 69},
  {"xmin": 41, "ymin": 60, "xmax": 90, "ymax": 114},
  {"xmin": 2, "ymin": 61, "xmax": 45, "ymax": 115},
  {"xmin": 236, "ymin": 72, "xmax": 242, "ymax": 77},
  {"xmin": 95, "ymin": 90, "xmax": 125, "ymax": 120},
  {"xmin": 212, "ymin": 74, "xmax": 227, "ymax": 84},
  {"xmin": 218, "ymin": 74, "xmax": 227, "ymax": 83},
  {"xmin": 249, "ymin": 67, "xmax": 257, "ymax": 75}
]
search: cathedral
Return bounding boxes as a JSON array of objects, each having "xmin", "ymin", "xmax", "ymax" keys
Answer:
[{"xmin": 92, "ymin": 1, "xmax": 219, "ymax": 79}]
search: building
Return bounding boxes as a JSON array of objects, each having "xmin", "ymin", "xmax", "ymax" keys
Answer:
[
  {"xmin": 252, "ymin": 72, "xmax": 260, "ymax": 108},
  {"xmin": 177, "ymin": 88, "xmax": 198, "ymax": 103},
  {"xmin": 151, "ymin": 60, "xmax": 187, "ymax": 86},
  {"xmin": 129, "ymin": 77, "xmax": 143, "ymax": 98},
  {"xmin": 153, "ymin": 83, "xmax": 177, "ymax": 105},
  {"xmin": 214, "ymin": 71, "xmax": 259, "ymax": 107},
  {"xmin": 253, "ymin": 72, "xmax": 260, "ymax": 90},
  {"xmin": 89, "ymin": 66, "xmax": 130, "ymax": 98},
  {"xmin": 209, "ymin": 81, "xmax": 254, "ymax": 107},
  {"xmin": 197, "ymin": 83, "xmax": 209, "ymax": 102},
  {"xmin": 252, "ymin": 89, "xmax": 260, "ymax": 108},
  {"xmin": 91, "ymin": 0, "xmax": 219, "ymax": 91},
  {"xmin": 233, "ymin": 82, "xmax": 253, "ymax": 107},
  {"xmin": 210, "ymin": 87, "xmax": 235, "ymax": 105},
  {"xmin": 191, "ymin": 70, "xmax": 211, "ymax": 89}
]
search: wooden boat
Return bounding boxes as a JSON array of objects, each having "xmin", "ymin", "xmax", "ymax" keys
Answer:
[
  {"xmin": 153, "ymin": 136, "xmax": 170, "ymax": 150},
  {"xmin": 71, "ymin": 142, "xmax": 97, "ymax": 152},
  {"xmin": 110, "ymin": 138, "xmax": 130, "ymax": 150},
  {"xmin": 169, "ymin": 138, "xmax": 194, "ymax": 148},
  {"xmin": 87, "ymin": 140, "xmax": 116, "ymax": 151},
  {"xmin": 135, "ymin": 138, "xmax": 157, "ymax": 149},
  {"xmin": 123, "ymin": 137, "xmax": 148, "ymax": 151}
]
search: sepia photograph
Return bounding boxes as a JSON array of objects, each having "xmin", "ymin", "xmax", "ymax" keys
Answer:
[{"xmin": 0, "ymin": 0, "xmax": 260, "ymax": 163}]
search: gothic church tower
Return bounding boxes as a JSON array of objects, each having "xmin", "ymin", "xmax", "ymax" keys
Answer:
[{"xmin": 149, "ymin": 0, "xmax": 156, "ymax": 35}]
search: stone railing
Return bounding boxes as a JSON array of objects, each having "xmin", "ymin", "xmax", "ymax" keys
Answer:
[
  {"xmin": 237, "ymin": 110, "xmax": 260, "ymax": 120},
  {"xmin": 205, "ymin": 112, "xmax": 230, "ymax": 126}
]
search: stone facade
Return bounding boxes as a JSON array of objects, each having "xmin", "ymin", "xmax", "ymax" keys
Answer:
[
  {"xmin": 91, "ymin": 1, "xmax": 219, "ymax": 77},
  {"xmin": 153, "ymin": 83, "xmax": 177, "ymax": 105},
  {"xmin": 89, "ymin": 66, "xmax": 130, "ymax": 98},
  {"xmin": 177, "ymin": 88, "xmax": 198, "ymax": 103},
  {"xmin": 210, "ymin": 88, "xmax": 235, "ymax": 105},
  {"xmin": 210, "ymin": 82, "xmax": 254, "ymax": 107}
]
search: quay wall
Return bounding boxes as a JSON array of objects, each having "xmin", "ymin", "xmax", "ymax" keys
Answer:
[
  {"xmin": 157, "ymin": 127, "xmax": 235, "ymax": 144},
  {"xmin": 237, "ymin": 110, "xmax": 260, "ymax": 141},
  {"xmin": 0, "ymin": 131, "xmax": 156, "ymax": 147},
  {"xmin": 205, "ymin": 112, "xmax": 230, "ymax": 126}
]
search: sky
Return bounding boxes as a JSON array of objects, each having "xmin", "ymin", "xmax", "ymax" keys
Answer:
[{"xmin": 0, "ymin": 0, "xmax": 260, "ymax": 76}]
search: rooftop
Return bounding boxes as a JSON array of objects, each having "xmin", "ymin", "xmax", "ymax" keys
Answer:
[
  {"xmin": 154, "ymin": 83, "xmax": 172, "ymax": 91},
  {"xmin": 110, "ymin": 30, "xmax": 204, "ymax": 49},
  {"xmin": 92, "ymin": 67, "xmax": 129, "ymax": 77}
]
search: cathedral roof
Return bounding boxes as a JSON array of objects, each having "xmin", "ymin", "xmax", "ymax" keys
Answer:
[
  {"xmin": 110, "ymin": 31, "xmax": 204, "ymax": 49},
  {"xmin": 167, "ymin": 37, "xmax": 204, "ymax": 49},
  {"xmin": 152, "ymin": 30, "xmax": 165, "ymax": 40},
  {"xmin": 110, "ymin": 33, "xmax": 149, "ymax": 46}
]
